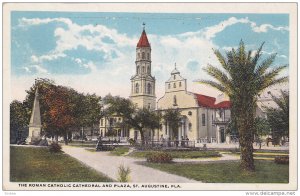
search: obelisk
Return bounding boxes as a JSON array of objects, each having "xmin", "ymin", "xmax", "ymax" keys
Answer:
[{"xmin": 27, "ymin": 87, "xmax": 42, "ymax": 144}]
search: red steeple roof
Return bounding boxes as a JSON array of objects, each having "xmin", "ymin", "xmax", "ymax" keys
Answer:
[{"xmin": 137, "ymin": 30, "xmax": 150, "ymax": 48}]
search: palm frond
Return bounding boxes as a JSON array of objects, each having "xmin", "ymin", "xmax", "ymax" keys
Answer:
[
  {"xmin": 252, "ymin": 42, "xmax": 265, "ymax": 65},
  {"xmin": 270, "ymin": 90, "xmax": 289, "ymax": 115},
  {"xmin": 213, "ymin": 49, "xmax": 230, "ymax": 72},
  {"xmin": 203, "ymin": 65, "xmax": 233, "ymax": 90},
  {"xmin": 259, "ymin": 76, "xmax": 288, "ymax": 92},
  {"xmin": 247, "ymin": 50, "xmax": 252, "ymax": 62},
  {"xmin": 255, "ymin": 53, "xmax": 277, "ymax": 76},
  {"xmin": 238, "ymin": 40, "xmax": 246, "ymax": 63},
  {"xmin": 261, "ymin": 65, "xmax": 288, "ymax": 82}
]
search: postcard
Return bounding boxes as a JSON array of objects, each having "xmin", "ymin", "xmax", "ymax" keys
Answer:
[{"xmin": 2, "ymin": 2, "xmax": 297, "ymax": 192}]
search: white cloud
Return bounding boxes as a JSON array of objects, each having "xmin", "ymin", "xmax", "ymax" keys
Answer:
[
  {"xmin": 22, "ymin": 64, "xmax": 48, "ymax": 74},
  {"xmin": 203, "ymin": 17, "xmax": 250, "ymax": 39},
  {"xmin": 250, "ymin": 22, "xmax": 289, "ymax": 33},
  {"xmin": 31, "ymin": 65, "xmax": 48, "ymax": 74},
  {"xmin": 22, "ymin": 67, "xmax": 31, "ymax": 73},
  {"xmin": 30, "ymin": 55, "xmax": 39, "ymax": 63},
  {"xmin": 20, "ymin": 17, "xmax": 136, "ymax": 73},
  {"xmin": 19, "ymin": 17, "xmax": 72, "ymax": 27},
  {"xmin": 75, "ymin": 58, "xmax": 82, "ymax": 64},
  {"xmin": 278, "ymin": 54, "xmax": 287, "ymax": 59},
  {"xmin": 81, "ymin": 61, "xmax": 97, "ymax": 72},
  {"xmin": 180, "ymin": 17, "xmax": 289, "ymax": 41},
  {"xmin": 39, "ymin": 53, "xmax": 67, "ymax": 61}
]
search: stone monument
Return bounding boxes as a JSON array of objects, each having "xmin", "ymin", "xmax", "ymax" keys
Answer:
[{"xmin": 27, "ymin": 87, "xmax": 42, "ymax": 144}]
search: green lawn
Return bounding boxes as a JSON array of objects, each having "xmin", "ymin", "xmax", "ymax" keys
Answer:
[
  {"xmin": 129, "ymin": 150, "xmax": 221, "ymax": 159},
  {"xmin": 143, "ymin": 160, "xmax": 289, "ymax": 183},
  {"xmin": 10, "ymin": 146, "xmax": 113, "ymax": 182},
  {"xmin": 110, "ymin": 147, "xmax": 130, "ymax": 156},
  {"xmin": 224, "ymin": 151, "xmax": 289, "ymax": 160}
]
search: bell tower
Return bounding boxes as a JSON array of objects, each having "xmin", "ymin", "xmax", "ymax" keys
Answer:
[{"xmin": 130, "ymin": 24, "xmax": 156, "ymax": 110}]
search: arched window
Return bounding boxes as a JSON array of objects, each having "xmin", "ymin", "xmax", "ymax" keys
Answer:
[
  {"xmin": 147, "ymin": 53, "xmax": 150, "ymax": 60},
  {"xmin": 142, "ymin": 66, "xmax": 145, "ymax": 73},
  {"xmin": 147, "ymin": 83, "xmax": 151, "ymax": 94},
  {"xmin": 173, "ymin": 95, "xmax": 177, "ymax": 106},
  {"xmin": 135, "ymin": 83, "xmax": 139, "ymax": 93},
  {"xmin": 168, "ymin": 84, "xmax": 171, "ymax": 89},
  {"xmin": 142, "ymin": 52, "xmax": 145, "ymax": 59},
  {"xmin": 137, "ymin": 66, "xmax": 140, "ymax": 74},
  {"xmin": 173, "ymin": 83, "xmax": 176, "ymax": 88},
  {"xmin": 179, "ymin": 82, "xmax": 182, "ymax": 87},
  {"xmin": 138, "ymin": 53, "xmax": 140, "ymax": 59},
  {"xmin": 174, "ymin": 74, "xmax": 176, "ymax": 80}
]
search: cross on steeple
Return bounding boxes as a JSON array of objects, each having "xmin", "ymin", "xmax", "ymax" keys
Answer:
[{"xmin": 142, "ymin": 22, "xmax": 145, "ymax": 30}]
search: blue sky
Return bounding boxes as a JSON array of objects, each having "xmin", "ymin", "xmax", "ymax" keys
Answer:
[{"xmin": 11, "ymin": 11, "xmax": 289, "ymax": 101}]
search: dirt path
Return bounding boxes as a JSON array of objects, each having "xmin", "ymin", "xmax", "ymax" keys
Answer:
[{"xmin": 62, "ymin": 146, "xmax": 198, "ymax": 183}]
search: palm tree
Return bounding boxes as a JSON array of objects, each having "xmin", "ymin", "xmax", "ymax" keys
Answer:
[
  {"xmin": 265, "ymin": 90, "xmax": 289, "ymax": 144},
  {"xmin": 196, "ymin": 41, "xmax": 288, "ymax": 171}
]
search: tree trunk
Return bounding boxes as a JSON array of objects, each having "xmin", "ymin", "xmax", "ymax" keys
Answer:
[
  {"xmin": 64, "ymin": 131, "xmax": 68, "ymax": 145},
  {"xmin": 237, "ymin": 106, "xmax": 255, "ymax": 172},
  {"xmin": 239, "ymin": 131, "xmax": 255, "ymax": 171},
  {"xmin": 140, "ymin": 129, "xmax": 145, "ymax": 145}
]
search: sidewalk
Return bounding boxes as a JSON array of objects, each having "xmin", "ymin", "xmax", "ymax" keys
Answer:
[
  {"xmin": 62, "ymin": 146, "xmax": 197, "ymax": 183},
  {"xmin": 195, "ymin": 143, "xmax": 289, "ymax": 151}
]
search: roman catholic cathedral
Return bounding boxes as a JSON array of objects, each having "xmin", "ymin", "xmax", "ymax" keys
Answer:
[{"xmin": 99, "ymin": 26, "xmax": 235, "ymax": 144}]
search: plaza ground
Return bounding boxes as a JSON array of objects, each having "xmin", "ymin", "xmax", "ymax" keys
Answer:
[{"xmin": 10, "ymin": 144, "xmax": 289, "ymax": 183}]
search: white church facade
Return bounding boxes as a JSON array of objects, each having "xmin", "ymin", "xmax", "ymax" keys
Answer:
[{"xmin": 156, "ymin": 66, "xmax": 232, "ymax": 144}]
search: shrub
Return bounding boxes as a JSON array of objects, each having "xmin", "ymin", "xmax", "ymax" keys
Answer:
[
  {"xmin": 30, "ymin": 139, "xmax": 42, "ymax": 145},
  {"xmin": 117, "ymin": 165, "xmax": 131, "ymax": 182},
  {"xmin": 146, "ymin": 151, "xmax": 173, "ymax": 163},
  {"xmin": 49, "ymin": 142, "xmax": 62, "ymax": 153},
  {"xmin": 274, "ymin": 156, "xmax": 289, "ymax": 164}
]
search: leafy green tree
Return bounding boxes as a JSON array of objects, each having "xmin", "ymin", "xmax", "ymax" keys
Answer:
[
  {"xmin": 10, "ymin": 100, "xmax": 28, "ymax": 143},
  {"xmin": 103, "ymin": 95, "xmax": 160, "ymax": 144},
  {"xmin": 197, "ymin": 41, "xmax": 287, "ymax": 171},
  {"xmin": 162, "ymin": 109, "xmax": 182, "ymax": 139},
  {"xmin": 254, "ymin": 117, "xmax": 270, "ymax": 149},
  {"xmin": 72, "ymin": 92, "xmax": 102, "ymax": 138},
  {"xmin": 265, "ymin": 90, "xmax": 289, "ymax": 144}
]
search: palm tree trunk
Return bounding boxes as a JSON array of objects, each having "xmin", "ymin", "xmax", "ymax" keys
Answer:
[
  {"xmin": 239, "ymin": 130, "xmax": 255, "ymax": 171},
  {"xmin": 237, "ymin": 106, "xmax": 255, "ymax": 172}
]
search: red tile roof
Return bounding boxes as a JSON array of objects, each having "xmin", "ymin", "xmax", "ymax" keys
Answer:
[
  {"xmin": 194, "ymin": 93, "xmax": 231, "ymax": 109},
  {"xmin": 194, "ymin": 93, "xmax": 216, "ymax": 108},
  {"xmin": 214, "ymin": 101, "xmax": 231, "ymax": 109},
  {"xmin": 137, "ymin": 30, "xmax": 150, "ymax": 47}
]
